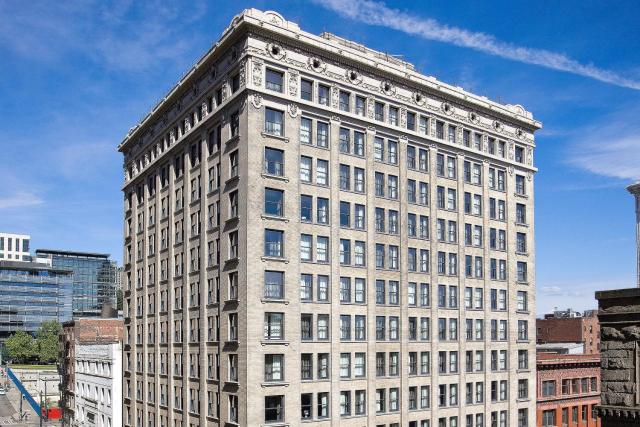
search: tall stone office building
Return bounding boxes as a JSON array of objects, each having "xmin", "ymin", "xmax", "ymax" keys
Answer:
[{"xmin": 119, "ymin": 9, "xmax": 541, "ymax": 427}]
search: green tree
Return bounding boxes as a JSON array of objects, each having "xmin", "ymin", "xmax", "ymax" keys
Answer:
[
  {"xmin": 5, "ymin": 330, "xmax": 35, "ymax": 362},
  {"xmin": 35, "ymin": 321, "xmax": 62, "ymax": 363}
]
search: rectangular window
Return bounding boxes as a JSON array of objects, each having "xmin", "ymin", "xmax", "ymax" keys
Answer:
[
  {"xmin": 300, "ymin": 79, "xmax": 313, "ymax": 101},
  {"xmin": 266, "ymin": 69, "xmax": 284, "ymax": 92},
  {"xmin": 265, "ymin": 108, "xmax": 284, "ymax": 136}
]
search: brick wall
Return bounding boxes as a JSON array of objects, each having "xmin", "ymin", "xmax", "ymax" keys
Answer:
[
  {"xmin": 537, "ymin": 314, "xmax": 600, "ymax": 354},
  {"xmin": 536, "ymin": 353, "xmax": 601, "ymax": 427}
]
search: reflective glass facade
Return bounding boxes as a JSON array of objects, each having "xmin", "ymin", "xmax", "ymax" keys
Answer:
[
  {"xmin": 0, "ymin": 261, "xmax": 73, "ymax": 337},
  {"xmin": 36, "ymin": 250, "xmax": 117, "ymax": 317}
]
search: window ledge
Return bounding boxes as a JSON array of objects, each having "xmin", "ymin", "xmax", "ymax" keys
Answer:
[
  {"xmin": 261, "ymin": 215, "xmax": 289, "ymax": 223},
  {"xmin": 261, "ymin": 381, "xmax": 290, "ymax": 388},
  {"xmin": 226, "ymin": 134, "xmax": 240, "ymax": 145},
  {"xmin": 260, "ymin": 340, "xmax": 290, "ymax": 346},
  {"xmin": 261, "ymin": 173, "xmax": 289, "ymax": 183},
  {"xmin": 261, "ymin": 256, "xmax": 289, "ymax": 263},
  {"xmin": 261, "ymin": 298, "xmax": 290, "ymax": 305},
  {"xmin": 225, "ymin": 175, "xmax": 240, "ymax": 186},
  {"xmin": 261, "ymin": 132, "xmax": 289, "ymax": 143}
]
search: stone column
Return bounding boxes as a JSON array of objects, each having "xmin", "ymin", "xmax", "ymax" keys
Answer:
[{"xmin": 628, "ymin": 183, "xmax": 640, "ymax": 288}]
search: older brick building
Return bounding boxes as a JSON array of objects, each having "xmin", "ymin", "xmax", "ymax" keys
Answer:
[
  {"xmin": 537, "ymin": 310, "xmax": 600, "ymax": 354},
  {"xmin": 60, "ymin": 318, "xmax": 124, "ymax": 427},
  {"xmin": 537, "ymin": 353, "xmax": 601, "ymax": 427}
]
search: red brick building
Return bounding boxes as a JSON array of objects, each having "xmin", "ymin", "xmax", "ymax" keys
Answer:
[
  {"xmin": 537, "ymin": 310, "xmax": 600, "ymax": 354},
  {"xmin": 537, "ymin": 353, "xmax": 601, "ymax": 427}
]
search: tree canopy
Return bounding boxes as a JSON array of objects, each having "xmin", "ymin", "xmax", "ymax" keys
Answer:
[
  {"xmin": 5, "ymin": 321, "xmax": 62, "ymax": 364},
  {"xmin": 35, "ymin": 321, "xmax": 62, "ymax": 363},
  {"xmin": 5, "ymin": 330, "xmax": 35, "ymax": 362}
]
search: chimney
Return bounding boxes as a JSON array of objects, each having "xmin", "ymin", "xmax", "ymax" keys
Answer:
[
  {"xmin": 628, "ymin": 182, "xmax": 640, "ymax": 288},
  {"xmin": 100, "ymin": 303, "xmax": 118, "ymax": 318}
]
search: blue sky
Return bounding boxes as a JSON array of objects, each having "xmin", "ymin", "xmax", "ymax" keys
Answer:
[{"xmin": 1, "ymin": 0, "xmax": 638, "ymax": 315}]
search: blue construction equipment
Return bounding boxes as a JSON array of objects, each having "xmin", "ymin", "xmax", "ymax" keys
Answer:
[{"xmin": 6, "ymin": 368, "xmax": 41, "ymax": 417}]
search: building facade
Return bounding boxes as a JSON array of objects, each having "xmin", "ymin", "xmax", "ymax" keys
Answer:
[
  {"xmin": 537, "ymin": 309, "xmax": 600, "ymax": 354},
  {"xmin": 60, "ymin": 318, "xmax": 124, "ymax": 427},
  {"xmin": 120, "ymin": 9, "xmax": 541, "ymax": 427},
  {"xmin": 36, "ymin": 249, "xmax": 118, "ymax": 317},
  {"xmin": 628, "ymin": 183, "xmax": 640, "ymax": 290},
  {"xmin": 0, "ymin": 232, "xmax": 31, "ymax": 261},
  {"xmin": 537, "ymin": 353, "xmax": 601, "ymax": 427},
  {"xmin": 594, "ymin": 288, "xmax": 640, "ymax": 426},
  {"xmin": 0, "ymin": 260, "xmax": 73, "ymax": 338},
  {"xmin": 593, "ymin": 185, "xmax": 640, "ymax": 426}
]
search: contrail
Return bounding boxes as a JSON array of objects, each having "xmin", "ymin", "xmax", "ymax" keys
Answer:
[{"xmin": 314, "ymin": 0, "xmax": 640, "ymax": 90}]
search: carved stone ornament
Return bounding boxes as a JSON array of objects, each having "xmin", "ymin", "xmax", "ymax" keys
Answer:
[
  {"xmin": 201, "ymin": 101, "xmax": 208, "ymax": 116},
  {"xmin": 442, "ymin": 102, "xmax": 454, "ymax": 115},
  {"xmin": 468, "ymin": 111, "xmax": 479, "ymax": 124},
  {"xmin": 366, "ymin": 97, "xmax": 375, "ymax": 119},
  {"xmin": 264, "ymin": 11, "xmax": 285, "ymax": 26},
  {"xmin": 250, "ymin": 93, "xmax": 263, "ymax": 109},
  {"xmin": 288, "ymin": 103, "xmax": 299, "ymax": 118},
  {"xmin": 330, "ymin": 115, "xmax": 341, "ymax": 123},
  {"xmin": 307, "ymin": 56, "xmax": 326, "ymax": 73},
  {"xmin": 288, "ymin": 70, "xmax": 299, "ymax": 97},
  {"xmin": 184, "ymin": 117, "xmax": 191, "ymax": 132},
  {"xmin": 169, "ymin": 129, "xmax": 176, "ymax": 143},
  {"xmin": 221, "ymin": 79, "xmax": 229, "ymax": 102},
  {"xmin": 252, "ymin": 59, "xmax": 263, "ymax": 87},
  {"xmin": 413, "ymin": 91, "xmax": 426, "ymax": 106},
  {"xmin": 381, "ymin": 80, "xmax": 395, "ymax": 96},
  {"xmin": 508, "ymin": 166, "xmax": 514, "ymax": 176},
  {"xmin": 508, "ymin": 142, "xmax": 515, "ymax": 160},
  {"xmin": 430, "ymin": 143, "xmax": 437, "ymax": 150},
  {"xmin": 526, "ymin": 147, "xmax": 533, "ymax": 166},
  {"xmin": 399, "ymin": 107, "xmax": 407, "ymax": 128},
  {"xmin": 239, "ymin": 60, "xmax": 246, "ymax": 88},
  {"xmin": 527, "ymin": 172, "xmax": 532, "ymax": 181},
  {"xmin": 330, "ymin": 85, "xmax": 340, "ymax": 109},
  {"xmin": 266, "ymin": 42, "xmax": 285, "ymax": 60},
  {"xmin": 346, "ymin": 69, "xmax": 362, "ymax": 85},
  {"xmin": 399, "ymin": 135, "xmax": 408, "ymax": 141},
  {"xmin": 493, "ymin": 120, "xmax": 503, "ymax": 132},
  {"xmin": 516, "ymin": 128, "xmax": 525, "ymax": 139}
]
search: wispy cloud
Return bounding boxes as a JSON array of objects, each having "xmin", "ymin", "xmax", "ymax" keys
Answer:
[
  {"xmin": 565, "ymin": 106, "xmax": 640, "ymax": 181},
  {"xmin": 537, "ymin": 277, "xmax": 632, "ymax": 315},
  {"xmin": 314, "ymin": 0, "xmax": 640, "ymax": 90},
  {"xmin": 0, "ymin": 0, "xmax": 207, "ymax": 73},
  {"xmin": 0, "ymin": 191, "xmax": 43, "ymax": 210}
]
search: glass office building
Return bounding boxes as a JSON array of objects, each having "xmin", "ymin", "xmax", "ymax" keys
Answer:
[
  {"xmin": 36, "ymin": 249, "xmax": 117, "ymax": 317},
  {"xmin": 0, "ymin": 260, "xmax": 73, "ymax": 337}
]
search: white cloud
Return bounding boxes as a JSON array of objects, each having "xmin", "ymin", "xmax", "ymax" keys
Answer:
[
  {"xmin": 536, "ymin": 277, "xmax": 632, "ymax": 316},
  {"xmin": 0, "ymin": 191, "xmax": 43, "ymax": 210},
  {"xmin": 570, "ymin": 135, "xmax": 640, "ymax": 181},
  {"xmin": 314, "ymin": 0, "xmax": 640, "ymax": 90},
  {"xmin": 0, "ymin": 0, "xmax": 207, "ymax": 73},
  {"xmin": 565, "ymin": 107, "xmax": 640, "ymax": 181}
]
